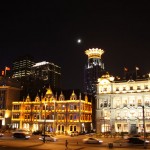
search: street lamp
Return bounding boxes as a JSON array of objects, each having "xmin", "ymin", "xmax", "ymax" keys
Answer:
[
  {"xmin": 142, "ymin": 106, "xmax": 146, "ymax": 149},
  {"xmin": 53, "ymin": 100, "xmax": 56, "ymax": 133},
  {"xmin": 43, "ymin": 103, "xmax": 46, "ymax": 143}
]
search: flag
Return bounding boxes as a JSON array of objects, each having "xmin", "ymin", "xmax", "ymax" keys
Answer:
[
  {"xmin": 5, "ymin": 67, "xmax": 10, "ymax": 70},
  {"xmin": 124, "ymin": 67, "xmax": 128, "ymax": 71},
  {"xmin": 136, "ymin": 67, "xmax": 139, "ymax": 70},
  {"xmin": 1, "ymin": 70, "xmax": 4, "ymax": 76}
]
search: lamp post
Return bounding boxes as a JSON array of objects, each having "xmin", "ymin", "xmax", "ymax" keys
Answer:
[
  {"xmin": 142, "ymin": 106, "xmax": 146, "ymax": 149},
  {"xmin": 43, "ymin": 103, "xmax": 46, "ymax": 143},
  {"xmin": 53, "ymin": 100, "xmax": 56, "ymax": 133}
]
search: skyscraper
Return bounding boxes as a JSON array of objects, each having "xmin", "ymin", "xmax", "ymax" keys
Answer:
[
  {"xmin": 84, "ymin": 48, "xmax": 105, "ymax": 95},
  {"xmin": 12, "ymin": 55, "xmax": 35, "ymax": 78},
  {"xmin": 31, "ymin": 61, "xmax": 61, "ymax": 90}
]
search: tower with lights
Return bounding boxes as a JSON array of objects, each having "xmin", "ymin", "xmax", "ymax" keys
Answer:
[{"xmin": 84, "ymin": 48, "xmax": 105, "ymax": 95}]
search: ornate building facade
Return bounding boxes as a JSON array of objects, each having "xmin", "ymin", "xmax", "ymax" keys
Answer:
[
  {"xmin": 11, "ymin": 87, "xmax": 92, "ymax": 134},
  {"xmin": 96, "ymin": 74, "xmax": 150, "ymax": 135}
]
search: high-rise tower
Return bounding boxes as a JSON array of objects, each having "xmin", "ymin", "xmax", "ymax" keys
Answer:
[
  {"xmin": 12, "ymin": 55, "xmax": 35, "ymax": 78},
  {"xmin": 84, "ymin": 48, "xmax": 105, "ymax": 95},
  {"xmin": 31, "ymin": 61, "xmax": 61, "ymax": 90}
]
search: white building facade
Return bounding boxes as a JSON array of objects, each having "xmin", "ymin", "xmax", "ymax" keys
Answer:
[{"xmin": 96, "ymin": 74, "xmax": 150, "ymax": 135}]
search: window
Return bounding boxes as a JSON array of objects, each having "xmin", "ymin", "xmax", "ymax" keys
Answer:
[
  {"xmin": 70, "ymin": 105, "xmax": 74, "ymax": 110},
  {"xmin": 62, "ymin": 126, "xmax": 64, "ymax": 132},
  {"xmin": 116, "ymin": 87, "xmax": 119, "ymax": 91},
  {"xmin": 144, "ymin": 85, "xmax": 148, "ymax": 89},
  {"xmin": 138, "ymin": 99, "xmax": 142, "ymax": 106},
  {"xmin": 58, "ymin": 125, "xmax": 60, "ymax": 131},
  {"xmin": 130, "ymin": 86, "xmax": 133, "ymax": 90},
  {"xmin": 74, "ymin": 115, "xmax": 77, "ymax": 120},
  {"xmin": 14, "ymin": 105, "xmax": 20, "ymax": 110},
  {"xmin": 74, "ymin": 105, "xmax": 77, "ymax": 110},
  {"xmin": 70, "ymin": 115, "xmax": 73, "ymax": 120},
  {"xmin": 145, "ymin": 100, "xmax": 150, "ymax": 106},
  {"xmin": 146, "ymin": 124, "xmax": 150, "ymax": 132},
  {"xmin": 13, "ymin": 113, "xmax": 20, "ymax": 119},
  {"xmin": 124, "ymin": 124, "xmax": 128, "ymax": 132},
  {"xmin": 104, "ymin": 101, "xmax": 107, "ymax": 107},
  {"xmin": 70, "ymin": 126, "xmax": 73, "ymax": 131},
  {"xmin": 123, "ymin": 87, "xmax": 126, "ymax": 91},
  {"xmin": 123, "ymin": 100, "xmax": 127, "ymax": 107},
  {"xmin": 137, "ymin": 86, "xmax": 141, "ymax": 90},
  {"xmin": 103, "ymin": 88, "xmax": 107, "ymax": 92}
]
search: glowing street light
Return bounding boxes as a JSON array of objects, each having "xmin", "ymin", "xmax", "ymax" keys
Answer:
[
  {"xmin": 43, "ymin": 103, "xmax": 47, "ymax": 143},
  {"xmin": 142, "ymin": 106, "xmax": 146, "ymax": 149}
]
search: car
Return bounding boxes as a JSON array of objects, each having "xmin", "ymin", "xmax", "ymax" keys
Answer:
[
  {"xmin": 39, "ymin": 134, "xmax": 58, "ymax": 142},
  {"xmin": 13, "ymin": 132, "xmax": 30, "ymax": 139},
  {"xmin": 127, "ymin": 137, "xmax": 150, "ymax": 144},
  {"xmin": 0, "ymin": 133, "xmax": 4, "ymax": 137},
  {"xmin": 83, "ymin": 137, "xmax": 103, "ymax": 144},
  {"xmin": 12, "ymin": 129, "xmax": 31, "ymax": 139}
]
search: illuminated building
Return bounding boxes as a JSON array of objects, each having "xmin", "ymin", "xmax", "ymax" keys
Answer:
[
  {"xmin": 12, "ymin": 55, "xmax": 35, "ymax": 78},
  {"xmin": 31, "ymin": 61, "xmax": 61, "ymax": 90},
  {"xmin": 84, "ymin": 48, "xmax": 105, "ymax": 95},
  {"xmin": 96, "ymin": 73, "xmax": 150, "ymax": 134},
  {"xmin": 11, "ymin": 87, "xmax": 92, "ymax": 134},
  {"xmin": 0, "ymin": 77, "xmax": 21, "ymax": 129}
]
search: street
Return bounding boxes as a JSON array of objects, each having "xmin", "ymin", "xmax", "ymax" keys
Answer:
[{"xmin": 0, "ymin": 133, "xmax": 149, "ymax": 150}]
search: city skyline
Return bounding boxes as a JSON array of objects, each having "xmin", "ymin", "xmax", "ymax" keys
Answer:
[{"xmin": 0, "ymin": 1, "xmax": 150, "ymax": 91}]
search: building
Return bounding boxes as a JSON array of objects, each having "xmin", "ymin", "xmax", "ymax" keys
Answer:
[
  {"xmin": 96, "ymin": 73, "xmax": 150, "ymax": 135},
  {"xmin": 31, "ymin": 61, "xmax": 61, "ymax": 90},
  {"xmin": 84, "ymin": 48, "xmax": 105, "ymax": 95},
  {"xmin": 12, "ymin": 55, "xmax": 35, "ymax": 79},
  {"xmin": 11, "ymin": 87, "xmax": 92, "ymax": 134},
  {"xmin": 0, "ymin": 77, "xmax": 21, "ymax": 129}
]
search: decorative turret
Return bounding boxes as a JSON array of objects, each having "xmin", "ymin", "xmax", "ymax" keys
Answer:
[
  {"xmin": 70, "ymin": 90, "xmax": 77, "ymax": 100},
  {"xmin": 25, "ymin": 94, "xmax": 31, "ymax": 102},
  {"xmin": 35, "ymin": 93, "xmax": 40, "ymax": 102},
  {"xmin": 59, "ymin": 91, "xmax": 65, "ymax": 101},
  {"xmin": 45, "ymin": 86, "xmax": 53, "ymax": 98}
]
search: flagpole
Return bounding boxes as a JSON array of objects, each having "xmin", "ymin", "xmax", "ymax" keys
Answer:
[
  {"xmin": 135, "ymin": 67, "xmax": 137, "ymax": 79},
  {"xmin": 4, "ymin": 66, "xmax": 6, "ymax": 77},
  {"xmin": 135, "ymin": 67, "xmax": 139, "ymax": 79}
]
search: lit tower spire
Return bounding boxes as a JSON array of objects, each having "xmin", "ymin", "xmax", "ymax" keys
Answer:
[{"xmin": 85, "ymin": 48, "xmax": 104, "ymax": 59}]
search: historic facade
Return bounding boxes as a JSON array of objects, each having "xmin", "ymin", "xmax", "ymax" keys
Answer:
[
  {"xmin": 96, "ymin": 73, "xmax": 150, "ymax": 135},
  {"xmin": 0, "ymin": 84, "xmax": 20, "ymax": 129},
  {"xmin": 11, "ymin": 87, "xmax": 92, "ymax": 134}
]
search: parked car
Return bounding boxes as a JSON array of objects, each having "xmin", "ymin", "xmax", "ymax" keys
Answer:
[
  {"xmin": 0, "ymin": 133, "xmax": 4, "ymax": 137},
  {"xmin": 12, "ymin": 129, "xmax": 30, "ymax": 139},
  {"xmin": 39, "ymin": 134, "xmax": 58, "ymax": 142},
  {"xmin": 83, "ymin": 137, "xmax": 103, "ymax": 144},
  {"xmin": 127, "ymin": 137, "xmax": 150, "ymax": 144}
]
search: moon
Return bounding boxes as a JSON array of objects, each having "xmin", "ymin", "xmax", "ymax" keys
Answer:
[{"xmin": 77, "ymin": 39, "xmax": 82, "ymax": 44}]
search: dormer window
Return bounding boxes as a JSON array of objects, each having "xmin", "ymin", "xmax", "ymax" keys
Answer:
[{"xmin": 130, "ymin": 86, "xmax": 133, "ymax": 90}]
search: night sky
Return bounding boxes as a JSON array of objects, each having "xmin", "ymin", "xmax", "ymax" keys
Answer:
[{"xmin": 0, "ymin": 1, "xmax": 150, "ymax": 91}]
